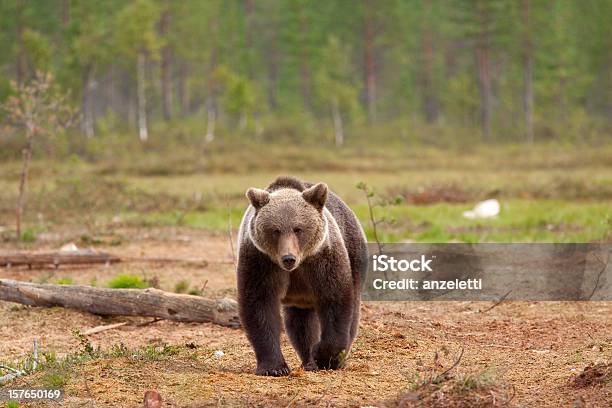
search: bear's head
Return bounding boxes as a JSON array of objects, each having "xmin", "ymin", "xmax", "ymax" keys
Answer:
[{"xmin": 246, "ymin": 183, "xmax": 328, "ymax": 271}]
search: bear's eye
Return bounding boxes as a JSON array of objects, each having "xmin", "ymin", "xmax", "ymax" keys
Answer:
[
  {"xmin": 293, "ymin": 228, "xmax": 302, "ymax": 234},
  {"xmin": 273, "ymin": 229, "xmax": 281, "ymax": 236}
]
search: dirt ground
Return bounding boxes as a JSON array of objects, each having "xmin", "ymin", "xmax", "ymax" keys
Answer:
[{"xmin": 1, "ymin": 228, "xmax": 611, "ymax": 407}]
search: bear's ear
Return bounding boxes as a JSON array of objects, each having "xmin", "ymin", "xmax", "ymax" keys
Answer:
[
  {"xmin": 302, "ymin": 183, "xmax": 328, "ymax": 211},
  {"xmin": 246, "ymin": 188, "xmax": 270, "ymax": 210}
]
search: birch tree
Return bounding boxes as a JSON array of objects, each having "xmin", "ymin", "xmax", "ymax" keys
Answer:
[{"xmin": 115, "ymin": 0, "xmax": 161, "ymax": 141}]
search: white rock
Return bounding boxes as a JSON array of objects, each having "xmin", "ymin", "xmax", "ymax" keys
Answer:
[
  {"xmin": 463, "ymin": 199, "xmax": 500, "ymax": 219},
  {"xmin": 59, "ymin": 242, "xmax": 79, "ymax": 252},
  {"xmin": 214, "ymin": 350, "xmax": 224, "ymax": 358}
]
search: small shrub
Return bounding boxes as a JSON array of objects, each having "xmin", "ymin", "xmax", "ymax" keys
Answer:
[
  {"xmin": 107, "ymin": 274, "xmax": 148, "ymax": 289},
  {"xmin": 20, "ymin": 228, "xmax": 37, "ymax": 243},
  {"xmin": 188, "ymin": 288, "xmax": 203, "ymax": 296},
  {"xmin": 141, "ymin": 344, "xmax": 180, "ymax": 361},
  {"xmin": 72, "ymin": 330, "xmax": 96, "ymax": 357},
  {"xmin": 108, "ymin": 343, "xmax": 130, "ymax": 358},
  {"xmin": 55, "ymin": 277, "xmax": 74, "ymax": 285},
  {"xmin": 174, "ymin": 279, "xmax": 190, "ymax": 293},
  {"xmin": 41, "ymin": 371, "xmax": 68, "ymax": 388},
  {"xmin": 42, "ymin": 350, "xmax": 57, "ymax": 366}
]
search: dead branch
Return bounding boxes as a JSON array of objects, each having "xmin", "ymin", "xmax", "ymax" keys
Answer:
[
  {"xmin": 0, "ymin": 279, "xmax": 240, "ymax": 328},
  {"xmin": 435, "ymin": 348, "xmax": 464, "ymax": 381},
  {"xmin": 480, "ymin": 290, "xmax": 512, "ymax": 313},
  {"xmin": 83, "ymin": 322, "xmax": 128, "ymax": 335},
  {"xmin": 0, "ymin": 251, "xmax": 210, "ymax": 269},
  {"xmin": 586, "ymin": 252, "xmax": 609, "ymax": 300}
]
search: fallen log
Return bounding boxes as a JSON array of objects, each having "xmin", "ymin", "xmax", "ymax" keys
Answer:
[
  {"xmin": 0, "ymin": 279, "xmax": 240, "ymax": 328},
  {"xmin": 0, "ymin": 251, "xmax": 210, "ymax": 268},
  {"xmin": 0, "ymin": 251, "xmax": 121, "ymax": 268}
]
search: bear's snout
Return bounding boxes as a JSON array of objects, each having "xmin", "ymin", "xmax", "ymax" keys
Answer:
[
  {"xmin": 278, "ymin": 232, "xmax": 300, "ymax": 270},
  {"xmin": 281, "ymin": 254, "xmax": 297, "ymax": 270}
]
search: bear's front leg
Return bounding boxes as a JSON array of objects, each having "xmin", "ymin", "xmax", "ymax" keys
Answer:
[
  {"xmin": 313, "ymin": 294, "xmax": 354, "ymax": 370},
  {"xmin": 240, "ymin": 293, "xmax": 289, "ymax": 376},
  {"xmin": 238, "ymin": 262, "xmax": 289, "ymax": 376},
  {"xmin": 284, "ymin": 306, "xmax": 320, "ymax": 371}
]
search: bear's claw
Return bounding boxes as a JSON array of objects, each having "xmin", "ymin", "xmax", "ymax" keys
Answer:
[
  {"xmin": 313, "ymin": 343, "xmax": 347, "ymax": 370},
  {"xmin": 302, "ymin": 360, "xmax": 318, "ymax": 371},
  {"xmin": 256, "ymin": 362, "xmax": 290, "ymax": 376}
]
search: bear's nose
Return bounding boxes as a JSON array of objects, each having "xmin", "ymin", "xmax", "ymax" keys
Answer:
[{"xmin": 281, "ymin": 255, "xmax": 296, "ymax": 269}]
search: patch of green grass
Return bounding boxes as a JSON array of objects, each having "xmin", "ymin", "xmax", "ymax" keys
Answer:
[
  {"xmin": 4, "ymin": 342, "xmax": 193, "ymax": 392},
  {"xmin": 55, "ymin": 277, "xmax": 74, "ymax": 285},
  {"xmin": 107, "ymin": 342, "xmax": 182, "ymax": 361},
  {"xmin": 40, "ymin": 371, "xmax": 68, "ymax": 388},
  {"xmin": 141, "ymin": 344, "xmax": 181, "ymax": 360},
  {"xmin": 80, "ymin": 234, "xmax": 104, "ymax": 245},
  {"xmin": 107, "ymin": 274, "xmax": 148, "ymax": 289},
  {"xmin": 188, "ymin": 288, "xmax": 203, "ymax": 296},
  {"xmin": 19, "ymin": 228, "xmax": 37, "ymax": 243},
  {"xmin": 454, "ymin": 367, "xmax": 498, "ymax": 394},
  {"xmin": 2, "ymin": 145, "xmax": 610, "ymax": 243},
  {"xmin": 6, "ymin": 401, "xmax": 20, "ymax": 408},
  {"xmin": 118, "ymin": 198, "xmax": 610, "ymax": 243},
  {"xmin": 174, "ymin": 279, "xmax": 190, "ymax": 294},
  {"xmin": 354, "ymin": 199, "xmax": 611, "ymax": 243},
  {"xmin": 122, "ymin": 206, "xmax": 244, "ymax": 231}
]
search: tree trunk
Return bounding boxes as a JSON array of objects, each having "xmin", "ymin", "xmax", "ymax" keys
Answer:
[
  {"xmin": 137, "ymin": 51, "xmax": 148, "ymax": 141},
  {"xmin": 205, "ymin": 40, "xmax": 218, "ymax": 140},
  {"xmin": 244, "ymin": 0, "xmax": 255, "ymax": 79},
  {"xmin": 160, "ymin": 8, "xmax": 173, "ymax": 121},
  {"xmin": 205, "ymin": 99, "xmax": 216, "ymax": 143},
  {"xmin": 82, "ymin": 64, "xmax": 96, "ymax": 138},
  {"xmin": 16, "ymin": 131, "xmax": 33, "ymax": 239},
  {"xmin": 178, "ymin": 61, "xmax": 190, "ymax": 115},
  {"xmin": 420, "ymin": 0, "xmax": 438, "ymax": 123},
  {"xmin": 475, "ymin": 3, "xmax": 492, "ymax": 140},
  {"xmin": 332, "ymin": 97, "xmax": 344, "ymax": 147},
  {"xmin": 16, "ymin": 0, "xmax": 27, "ymax": 84},
  {"xmin": 362, "ymin": 0, "xmax": 377, "ymax": 122},
  {"xmin": 0, "ymin": 279, "xmax": 240, "ymax": 328},
  {"xmin": 522, "ymin": 0, "xmax": 534, "ymax": 144},
  {"xmin": 238, "ymin": 111, "xmax": 248, "ymax": 131},
  {"xmin": 299, "ymin": 6, "xmax": 312, "ymax": 111},
  {"xmin": 62, "ymin": 0, "xmax": 70, "ymax": 26}
]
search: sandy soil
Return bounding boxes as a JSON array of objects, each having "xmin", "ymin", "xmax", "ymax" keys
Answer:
[{"xmin": 1, "ymin": 229, "xmax": 610, "ymax": 407}]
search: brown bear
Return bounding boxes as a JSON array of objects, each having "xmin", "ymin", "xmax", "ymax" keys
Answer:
[{"xmin": 237, "ymin": 176, "xmax": 368, "ymax": 376}]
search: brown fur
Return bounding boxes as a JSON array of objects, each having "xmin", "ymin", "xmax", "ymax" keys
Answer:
[{"xmin": 237, "ymin": 176, "xmax": 368, "ymax": 376}]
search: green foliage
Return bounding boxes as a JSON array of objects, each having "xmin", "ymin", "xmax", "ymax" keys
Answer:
[
  {"xmin": 22, "ymin": 29, "xmax": 53, "ymax": 71},
  {"xmin": 41, "ymin": 371, "xmax": 68, "ymax": 388},
  {"xmin": 0, "ymin": 0, "xmax": 609, "ymax": 149},
  {"xmin": 107, "ymin": 274, "xmax": 148, "ymax": 289},
  {"xmin": 174, "ymin": 279, "xmax": 190, "ymax": 294},
  {"xmin": 55, "ymin": 277, "xmax": 74, "ymax": 285},
  {"xmin": 72, "ymin": 330, "xmax": 96, "ymax": 357},
  {"xmin": 314, "ymin": 36, "xmax": 361, "ymax": 121},
  {"xmin": 114, "ymin": 0, "xmax": 161, "ymax": 59},
  {"xmin": 213, "ymin": 66, "xmax": 260, "ymax": 121},
  {"xmin": 19, "ymin": 228, "xmax": 37, "ymax": 242},
  {"xmin": 6, "ymin": 342, "xmax": 194, "ymax": 394}
]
